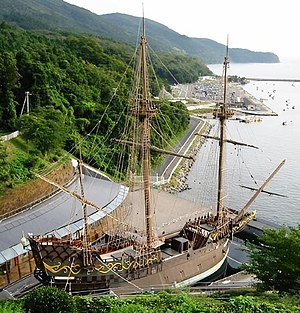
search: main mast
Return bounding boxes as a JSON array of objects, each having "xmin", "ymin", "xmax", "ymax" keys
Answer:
[
  {"xmin": 213, "ymin": 41, "xmax": 233, "ymax": 225},
  {"xmin": 78, "ymin": 157, "xmax": 92, "ymax": 267},
  {"xmin": 131, "ymin": 17, "xmax": 159, "ymax": 247}
]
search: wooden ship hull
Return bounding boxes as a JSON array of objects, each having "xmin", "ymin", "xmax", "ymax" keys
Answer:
[
  {"xmin": 28, "ymin": 208, "xmax": 255, "ymax": 293},
  {"xmin": 29, "ymin": 235, "xmax": 228, "ymax": 293}
]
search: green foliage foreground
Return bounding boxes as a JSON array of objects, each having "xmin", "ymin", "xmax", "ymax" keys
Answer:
[
  {"xmin": 243, "ymin": 225, "xmax": 300, "ymax": 293},
  {"xmin": 1, "ymin": 287, "xmax": 300, "ymax": 313}
]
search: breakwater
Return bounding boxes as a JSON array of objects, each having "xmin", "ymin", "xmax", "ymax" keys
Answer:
[{"xmin": 246, "ymin": 77, "xmax": 300, "ymax": 82}]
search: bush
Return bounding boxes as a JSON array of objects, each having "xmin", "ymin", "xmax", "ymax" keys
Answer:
[
  {"xmin": 110, "ymin": 303, "xmax": 150, "ymax": 313},
  {"xmin": 73, "ymin": 296, "xmax": 115, "ymax": 313},
  {"xmin": 222, "ymin": 295, "xmax": 297, "ymax": 313},
  {"xmin": 0, "ymin": 300, "xmax": 24, "ymax": 313},
  {"xmin": 23, "ymin": 286, "xmax": 74, "ymax": 313}
]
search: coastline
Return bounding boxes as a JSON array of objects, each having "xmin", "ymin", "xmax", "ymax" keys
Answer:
[
  {"xmin": 161, "ymin": 81, "xmax": 277, "ymax": 193},
  {"xmin": 152, "ymin": 116, "xmax": 211, "ymax": 192},
  {"xmin": 231, "ymin": 84, "xmax": 277, "ymax": 116},
  {"xmin": 163, "ymin": 119, "xmax": 211, "ymax": 193}
]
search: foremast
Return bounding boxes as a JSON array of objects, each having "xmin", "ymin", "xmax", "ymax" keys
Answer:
[
  {"xmin": 213, "ymin": 42, "xmax": 234, "ymax": 226},
  {"xmin": 130, "ymin": 19, "xmax": 159, "ymax": 247}
]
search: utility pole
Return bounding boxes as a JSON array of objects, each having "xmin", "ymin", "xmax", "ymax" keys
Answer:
[{"xmin": 20, "ymin": 91, "xmax": 32, "ymax": 115}]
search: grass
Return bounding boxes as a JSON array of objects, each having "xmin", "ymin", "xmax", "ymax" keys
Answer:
[
  {"xmin": 2, "ymin": 136, "xmax": 34, "ymax": 162},
  {"xmin": 189, "ymin": 108, "xmax": 214, "ymax": 114},
  {"xmin": 9, "ymin": 137, "xmax": 31, "ymax": 152}
]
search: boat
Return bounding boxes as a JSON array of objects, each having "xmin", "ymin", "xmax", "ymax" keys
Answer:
[
  {"xmin": 236, "ymin": 116, "xmax": 262, "ymax": 123},
  {"xmin": 27, "ymin": 20, "xmax": 284, "ymax": 295}
]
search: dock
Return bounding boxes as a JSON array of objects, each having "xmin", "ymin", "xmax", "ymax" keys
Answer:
[
  {"xmin": 234, "ymin": 95, "xmax": 277, "ymax": 116},
  {"xmin": 229, "ymin": 83, "xmax": 277, "ymax": 116}
]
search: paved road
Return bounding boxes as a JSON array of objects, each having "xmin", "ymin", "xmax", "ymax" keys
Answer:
[
  {"xmin": 0, "ymin": 274, "xmax": 40, "ymax": 299},
  {"xmin": 153, "ymin": 116, "xmax": 207, "ymax": 181}
]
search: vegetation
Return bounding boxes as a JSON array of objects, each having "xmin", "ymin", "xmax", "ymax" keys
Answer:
[
  {"xmin": 0, "ymin": 132, "xmax": 66, "ymax": 197},
  {"xmin": 0, "ymin": 0, "xmax": 280, "ymax": 64},
  {"xmin": 153, "ymin": 52, "xmax": 211, "ymax": 84},
  {"xmin": 228, "ymin": 75, "xmax": 248, "ymax": 85},
  {"xmin": 19, "ymin": 105, "xmax": 69, "ymax": 154},
  {"xmin": 23, "ymin": 286, "xmax": 74, "ymax": 313},
  {"xmin": 243, "ymin": 225, "xmax": 300, "ymax": 293},
  {"xmin": 0, "ymin": 23, "xmax": 197, "ymax": 195},
  {"xmin": 0, "ymin": 51, "xmax": 20, "ymax": 130},
  {"xmin": 0, "ymin": 300, "xmax": 24, "ymax": 313},
  {"xmin": 1, "ymin": 287, "xmax": 299, "ymax": 312},
  {"xmin": 188, "ymin": 107, "xmax": 215, "ymax": 115}
]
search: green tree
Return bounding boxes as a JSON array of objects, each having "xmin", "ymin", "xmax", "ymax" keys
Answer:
[
  {"xmin": 19, "ymin": 106, "xmax": 68, "ymax": 154},
  {"xmin": 153, "ymin": 52, "xmax": 213, "ymax": 84},
  {"xmin": 0, "ymin": 23, "xmax": 195, "ymax": 174},
  {"xmin": 0, "ymin": 51, "xmax": 20, "ymax": 130},
  {"xmin": 244, "ymin": 225, "xmax": 300, "ymax": 292},
  {"xmin": 23, "ymin": 286, "xmax": 74, "ymax": 313}
]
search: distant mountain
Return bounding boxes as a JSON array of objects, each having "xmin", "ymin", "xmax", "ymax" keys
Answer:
[{"xmin": 0, "ymin": 0, "xmax": 279, "ymax": 64}]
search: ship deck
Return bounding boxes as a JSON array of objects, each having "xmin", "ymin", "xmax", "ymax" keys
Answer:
[
  {"xmin": 0, "ymin": 171, "xmax": 210, "ymax": 264},
  {"xmin": 122, "ymin": 189, "xmax": 209, "ymax": 238}
]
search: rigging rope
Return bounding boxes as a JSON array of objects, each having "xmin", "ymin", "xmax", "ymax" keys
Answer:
[{"xmin": 95, "ymin": 256, "xmax": 144, "ymax": 292}]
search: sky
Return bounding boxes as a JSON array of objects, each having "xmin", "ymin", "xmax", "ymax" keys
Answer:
[{"xmin": 64, "ymin": 0, "xmax": 300, "ymax": 60}]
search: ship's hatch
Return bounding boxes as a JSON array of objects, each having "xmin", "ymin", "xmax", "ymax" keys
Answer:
[
  {"xmin": 171, "ymin": 237, "xmax": 189, "ymax": 253},
  {"xmin": 199, "ymin": 224, "xmax": 214, "ymax": 232}
]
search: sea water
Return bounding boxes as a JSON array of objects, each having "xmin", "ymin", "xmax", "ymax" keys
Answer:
[{"xmin": 180, "ymin": 59, "xmax": 300, "ymax": 227}]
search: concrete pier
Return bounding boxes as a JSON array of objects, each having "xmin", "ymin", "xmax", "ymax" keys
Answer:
[{"xmin": 237, "ymin": 94, "xmax": 278, "ymax": 116}]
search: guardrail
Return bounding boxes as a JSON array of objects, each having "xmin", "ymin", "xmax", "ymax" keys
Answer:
[{"xmin": 0, "ymin": 131, "xmax": 19, "ymax": 141}]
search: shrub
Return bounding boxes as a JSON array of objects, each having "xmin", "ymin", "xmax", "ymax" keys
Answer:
[
  {"xmin": 73, "ymin": 296, "xmax": 116, "ymax": 313},
  {"xmin": 0, "ymin": 300, "xmax": 24, "ymax": 313},
  {"xmin": 23, "ymin": 286, "xmax": 74, "ymax": 313}
]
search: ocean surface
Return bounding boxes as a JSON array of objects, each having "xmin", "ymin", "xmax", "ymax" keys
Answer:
[{"xmin": 180, "ymin": 59, "xmax": 300, "ymax": 227}]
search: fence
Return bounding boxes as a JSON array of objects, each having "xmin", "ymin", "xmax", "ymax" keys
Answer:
[{"xmin": 0, "ymin": 131, "xmax": 19, "ymax": 142}]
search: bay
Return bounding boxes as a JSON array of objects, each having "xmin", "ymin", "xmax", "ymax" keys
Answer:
[{"xmin": 179, "ymin": 59, "xmax": 300, "ymax": 227}]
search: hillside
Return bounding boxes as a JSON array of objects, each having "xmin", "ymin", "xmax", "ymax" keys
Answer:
[
  {"xmin": 0, "ymin": 0, "xmax": 279, "ymax": 64},
  {"xmin": 0, "ymin": 23, "xmax": 199, "ymax": 197}
]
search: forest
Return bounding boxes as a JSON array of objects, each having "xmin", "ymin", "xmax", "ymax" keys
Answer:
[
  {"xmin": 0, "ymin": 0, "xmax": 280, "ymax": 64},
  {"xmin": 0, "ymin": 22, "xmax": 212, "ymax": 195}
]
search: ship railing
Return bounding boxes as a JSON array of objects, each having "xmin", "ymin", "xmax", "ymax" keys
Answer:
[{"xmin": 130, "ymin": 175, "xmax": 168, "ymax": 186}]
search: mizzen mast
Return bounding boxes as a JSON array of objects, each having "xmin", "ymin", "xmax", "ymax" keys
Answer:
[
  {"xmin": 213, "ymin": 39, "xmax": 234, "ymax": 226},
  {"xmin": 130, "ymin": 16, "xmax": 159, "ymax": 247}
]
